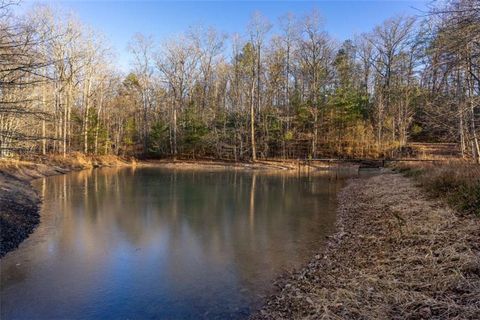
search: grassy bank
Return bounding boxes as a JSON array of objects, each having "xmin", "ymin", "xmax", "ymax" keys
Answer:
[
  {"xmin": 253, "ymin": 172, "xmax": 480, "ymax": 319},
  {"xmin": 394, "ymin": 162, "xmax": 480, "ymax": 216},
  {"xmin": 0, "ymin": 153, "xmax": 135, "ymax": 181}
]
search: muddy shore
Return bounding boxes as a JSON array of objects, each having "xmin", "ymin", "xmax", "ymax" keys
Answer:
[
  {"xmin": 0, "ymin": 173, "xmax": 41, "ymax": 258},
  {"xmin": 253, "ymin": 173, "xmax": 480, "ymax": 319}
]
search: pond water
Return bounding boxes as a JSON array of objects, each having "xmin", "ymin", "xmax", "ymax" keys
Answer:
[{"xmin": 1, "ymin": 167, "xmax": 357, "ymax": 319}]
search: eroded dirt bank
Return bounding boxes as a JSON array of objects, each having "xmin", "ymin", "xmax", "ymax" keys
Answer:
[
  {"xmin": 0, "ymin": 173, "xmax": 40, "ymax": 258},
  {"xmin": 253, "ymin": 173, "xmax": 480, "ymax": 319},
  {"xmin": 0, "ymin": 155, "xmax": 134, "ymax": 257}
]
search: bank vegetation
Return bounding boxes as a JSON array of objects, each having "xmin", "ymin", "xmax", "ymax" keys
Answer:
[
  {"xmin": 395, "ymin": 162, "xmax": 480, "ymax": 216},
  {"xmin": 254, "ymin": 173, "xmax": 480, "ymax": 319}
]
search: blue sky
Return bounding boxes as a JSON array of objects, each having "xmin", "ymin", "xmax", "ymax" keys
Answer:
[{"xmin": 18, "ymin": 1, "xmax": 429, "ymax": 71}]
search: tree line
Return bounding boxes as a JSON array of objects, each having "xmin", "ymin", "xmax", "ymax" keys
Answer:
[{"xmin": 1, "ymin": 0, "xmax": 479, "ymax": 162}]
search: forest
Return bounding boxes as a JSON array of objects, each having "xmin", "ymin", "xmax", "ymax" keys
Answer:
[{"xmin": 1, "ymin": 0, "xmax": 479, "ymax": 162}]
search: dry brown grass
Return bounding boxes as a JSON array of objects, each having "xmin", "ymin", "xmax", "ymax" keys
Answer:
[
  {"xmin": 0, "ymin": 153, "xmax": 134, "ymax": 181},
  {"xmin": 21, "ymin": 152, "xmax": 134, "ymax": 169},
  {"xmin": 394, "ymin": 161, "xmax": 480, "ymax": 216},
  {"xmin": 253, "ymin": 173, "xmax": 480, "ymax": 319}
]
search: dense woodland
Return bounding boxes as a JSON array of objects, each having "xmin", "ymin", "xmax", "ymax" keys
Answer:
[{"xmin": 1, "ymin": 0, "xmax": 479, "ymax": 162}]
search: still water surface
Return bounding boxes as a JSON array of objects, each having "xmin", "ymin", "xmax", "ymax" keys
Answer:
[{"xmin": 1, "ymin": 167, "xmax": 356, "ymax": 319}]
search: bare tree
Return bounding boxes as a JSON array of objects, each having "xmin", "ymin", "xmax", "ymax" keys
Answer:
[
  {"xmin": 155, "ymin": 35, "xmax": 199, "ymax": 159},
  {"xmin": 298, "ymin": 9, "xmax": 332, "ymax": 157},
  {"xmin": 128, "ymin": 33, "xmax": 155, "ymax": 151},
  {"xmin": 247, "ymin": 11, "xmax": 271, "ymax": 161},
  {"xmin": 364, "ymin": 16, "xmax": 416, "ymax": 148}
]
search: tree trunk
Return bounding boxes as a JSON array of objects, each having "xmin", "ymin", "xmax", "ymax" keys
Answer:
[
  {"xmin": 83, "ymin": 76, "xmax": 92, "ymax": 154},
  {"xmin": 250, "ymin": 79, "xmax": 256, "ymax": 162},
  {"xmin": 94, "ymin": 87, "xmax": 104, "ymax": 155},
  {"xmin": 312, "ymin": 108, "xmax": 318, "ymax": 158},
  {"xmin": 173, "ymin": 102, "xmax": 177, "ymax": 160},
  {"xmin": 42, "ymin": 83, "xmax": 47, "ymax": 155}
]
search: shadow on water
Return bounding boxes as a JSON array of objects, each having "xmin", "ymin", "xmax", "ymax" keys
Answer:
[{"xmin": 1, "ymin": 166, "xmax": 360, "ymax": 319}]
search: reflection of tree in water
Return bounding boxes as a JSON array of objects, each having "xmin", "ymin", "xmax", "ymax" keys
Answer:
[{"xmin": 37, "ymin": 167, "xmax": 350, "ymax": 315}]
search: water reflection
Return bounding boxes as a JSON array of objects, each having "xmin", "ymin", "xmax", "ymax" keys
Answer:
[{"xmin": 1, "ymin": 167, "xmax": 354, "ymax": 319}]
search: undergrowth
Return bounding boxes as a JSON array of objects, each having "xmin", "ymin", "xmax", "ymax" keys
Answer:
[{"xmin": 394, "ymin": 161, "xmax": 480, "ymax": 216}]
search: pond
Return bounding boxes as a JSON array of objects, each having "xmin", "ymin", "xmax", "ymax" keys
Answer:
[{"xmin": 1, "ymin": 166, "xmax": 357, "ymax": 319}]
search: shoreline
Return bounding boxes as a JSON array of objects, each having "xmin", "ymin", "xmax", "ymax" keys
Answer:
[
  {"xmin": 139, "ymin": 159, "xmax": 360, "ymax": 172},
  {"xmin": 1, "ymin": 158, "xmax": 478, "ymax": 317},
  {"xmin": 252, "ymin": 172, "xmax": 480, "ymax": 319}
]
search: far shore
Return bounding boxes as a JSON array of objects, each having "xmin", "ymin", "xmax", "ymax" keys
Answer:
[{"xmin": 139, "ymin": 158, "xmax": 361, "ymax": 172}]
